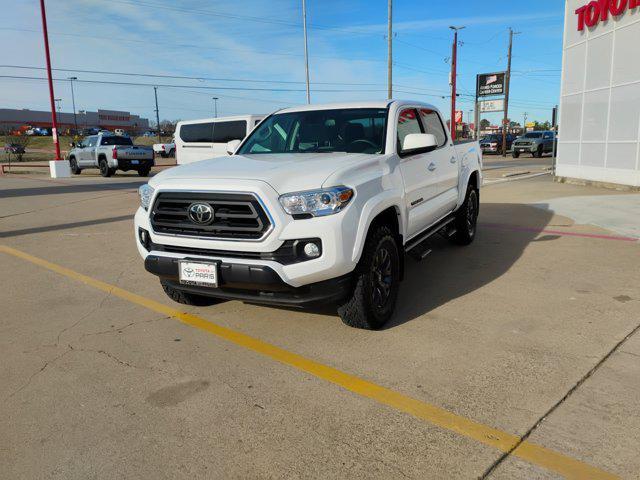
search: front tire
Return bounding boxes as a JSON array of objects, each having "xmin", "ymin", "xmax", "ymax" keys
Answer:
[
  {"xmin": 512, "ymin": 151, "xmax": 520, "ymax": 158},
  {"xmin": 161, "ymin": 281, "xmax": 223, "ymax": 306},
  {"xmin": 535, "ymin": 145, "xmax": 543, "ymax": 158},
  {"xmin": 451, "ymin": 185, "xmax": 479, "ymax": 246},
  {"xmin": 338, "ymin": 225, "xmax": 400, "ymax": 330},
  {"xmin": 69, "ymin": 157, "xmax": 81, "ymax": 175}
]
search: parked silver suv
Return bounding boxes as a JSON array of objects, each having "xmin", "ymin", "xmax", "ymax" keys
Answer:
[{"xmin": 512, "ymin": 131, "xmax": 556, "ymax": 158}]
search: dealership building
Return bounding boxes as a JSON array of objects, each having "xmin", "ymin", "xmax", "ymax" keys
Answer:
[
  {"xmin": 557, "ymin": 0, "xmax": 640, "ymax": 188},
  {"xmin": 0, "ymin": 108, "xmax": 150, "ymax": 135}
]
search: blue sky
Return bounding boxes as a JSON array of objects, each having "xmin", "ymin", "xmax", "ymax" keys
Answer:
[{"xmin": 0, "ymin": 0, "xmax": 565, "ymax": 127}]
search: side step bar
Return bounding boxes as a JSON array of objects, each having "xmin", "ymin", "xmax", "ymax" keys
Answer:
[{"xmin": 405, "ymin": 214, "xmax": 456, "ymax": 253}]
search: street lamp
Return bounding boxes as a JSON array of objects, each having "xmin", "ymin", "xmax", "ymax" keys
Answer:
[
  {"xmin": 68, "ymin": 76, "xmax": 78, "ymax": 134},
  {"xmin": 212, "ymin": 97, "xmax": 218, "ymax": 118}
]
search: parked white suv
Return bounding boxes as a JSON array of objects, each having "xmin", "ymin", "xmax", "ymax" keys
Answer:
[{"xmin": 135, "ymin": 101, "xmax": 482, "ymax": 329}]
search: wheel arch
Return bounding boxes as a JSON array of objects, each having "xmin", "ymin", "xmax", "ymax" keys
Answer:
[{"xmin": 352, "ymin": 203, "xmax": 405, "ymax": 281}]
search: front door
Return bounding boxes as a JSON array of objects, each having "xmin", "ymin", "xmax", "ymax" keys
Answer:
[
  {"xmin": 418, "ymin": 108, "xmax": 459, "ymax": 215},
  {"xmin": 397, "ymin": 108, "xmax": 441, "ymax": 238}
]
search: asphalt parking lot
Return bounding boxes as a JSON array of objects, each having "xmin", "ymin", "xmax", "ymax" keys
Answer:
[{"xmin": 1, "ymin": 168, "xmax": 639, "ymax": 479}]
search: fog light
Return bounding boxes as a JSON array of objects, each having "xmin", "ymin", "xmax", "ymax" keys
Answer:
[
  {"xmin": 138, "ymin": 227, "xmax": 150, "ymax": 251},
  {"xmin": 303, "ymin": 242, "xmax": 320, "ymax": 258}
]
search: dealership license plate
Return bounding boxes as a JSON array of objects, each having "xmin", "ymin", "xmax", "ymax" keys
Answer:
[
  {"xmin": 179, "ymin": 261, "xmax": 218, "ymax": 287},
  {"xmin": 131, "ymin": 160, "xmax": 139, "ymax": 165}
]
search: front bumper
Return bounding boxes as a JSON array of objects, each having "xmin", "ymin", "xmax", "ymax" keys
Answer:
[
  {"xmin": 513, "ymin": 144, "xmax": 535, "ymax": 153},
  {"xmin": 134, "ymin": 179, "xmax": 362, "ymax": 288},
  {"xmin": 145, "ymin": 254, "xmax": 352, "ymax": 307}
]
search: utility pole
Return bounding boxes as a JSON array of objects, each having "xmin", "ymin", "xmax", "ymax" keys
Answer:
[
  {"xmin": 212, "ymin": 97, "xmax": 219, "ymax": 118},
  {"xmin": 523, "ymin": 112, "xmax": 528, "ymax": 133},
  {"xmin": 502, "ymin": 28, "xmax": 518, "ymax": 157},
  {"xmin": 387, "ymin": 0, "xmax": 393, "ymax": 99},
  {"xmin": 39, "ymin": 0, "xmax": 61, "ymax": 161},
  {"xmin": 69, "ymin": 76, "xmax": 78, "ymax": 133},
  {"xmin": 302, "ymin": 0, "xmax": 311, "ymax": 104},
  {"xmin": 154, "ymin": 86, "xmax": 161, "ymax": 143},
  {"xmin": 449, "ymin": 26, "xmax": 465, "ymax": 141},
  {"xmin": 54, "ymin": 98, "xmax": 62, "ymax": 114}
]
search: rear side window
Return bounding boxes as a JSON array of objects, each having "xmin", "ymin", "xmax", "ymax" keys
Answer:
[
  {"xmin": 212, "ymin": 121, "xmax": 247, "ymax": 143},
  {"xmin": 179, "ymin": 121, "xmax": 247, "ymax": 143},
  {"xmin": 101, "ymin": 136, "xmax": 133, "ymax": 146},
  {"xmin": 397, "ymin": 109, "xmax": 422, "ymax": 151},
  {"xmin": 418, "ymin": 108, "xmax": 447, "ymax": 147}
]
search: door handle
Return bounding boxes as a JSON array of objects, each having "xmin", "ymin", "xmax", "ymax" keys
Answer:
[
  {"xmin": 450, "ymin": 157, "xmax": 457, "ymax": 163},
  {"xmin": 428, "ymin": 162, "xmax": 437, "ymax": 171}
]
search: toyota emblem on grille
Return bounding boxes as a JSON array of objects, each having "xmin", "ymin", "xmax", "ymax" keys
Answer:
[{"xmin": 187, "ymin": 203, "xmax": 214, "ymax": 225}]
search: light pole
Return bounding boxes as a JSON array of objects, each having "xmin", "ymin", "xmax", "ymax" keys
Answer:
[
  {"xmin": 523, "ymin": 112, "xmax": 528, "ymax": 134},
  {"xmin": 54, "ymin": 98, "xmax": 62, "ymax": 113},
  {"xmin": 449, "ymin": 25, "xmax": 465, "ymax": 141},
  {"xmin": 68, "ymin": 76, "xmax": 78, "ymax": 133},
  {"xmin": 387, "ymin": 0, "xmax": 392, "ymax": 99},
  {"xmin": 212, "ymin": 97, "xmax": 219, "ymax": 118},
  {"xmin": 39, "ymin": 0, "xmax": 61, "ymax": 161},
  {"xmin": 302, "ymin": 0, "xmax": 311, "ymax": 103}
]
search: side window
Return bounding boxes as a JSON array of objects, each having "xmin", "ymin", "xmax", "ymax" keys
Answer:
[
  {"xmin": 179, "ymin": 122, "xmax": 214, "ymax": 143},
  {"xmin": 418, "ymin": 108, "xmax": 447, "ymax": 147},
  {"xmin": 86, "ymin": 136, "xmax": 97, "ymax": 148},
  {"xmin": 543, "ymin": 132, "xmax": 553, "ymax": 139},
  {"xmin": 212, "ymin": 121, "xmax": 247, "ymax": 143},
  {"xmin": 397, "ymin": 109, "xmax": 422, "ymax": 152}
]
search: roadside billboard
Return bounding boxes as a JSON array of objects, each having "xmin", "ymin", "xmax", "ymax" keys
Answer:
[{"xmin": 476, "ymin": 72, "xmax": 506, "ymax": 97}]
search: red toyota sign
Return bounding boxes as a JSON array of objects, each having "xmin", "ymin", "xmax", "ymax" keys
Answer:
[{"xmin": 575, "ymin": 0, "xmax": 640, "ymax": 31}]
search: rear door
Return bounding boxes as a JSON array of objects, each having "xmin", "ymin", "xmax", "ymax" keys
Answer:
[
  {"xmin": 397, "ymin": 108, "xmax": 441, "ymax": 237},
  {"xmin": 542, "ymin": 131, "xmax": 554, "ymax": 152},
  {"xmin": 418, "ymin": 108, "xmax": 459, "ymax": 216}
]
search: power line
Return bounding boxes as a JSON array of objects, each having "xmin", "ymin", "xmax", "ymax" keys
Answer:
[
  {"xmin": 0, "ymin": 65, "xmax": 385, "ymax": 86},
  {"xmin": 0, "ymin": 74, "xmax": 387, "ymax": 93}
]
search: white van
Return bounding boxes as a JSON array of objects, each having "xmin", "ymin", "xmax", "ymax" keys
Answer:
[{"xmin": 174, "ymin": 115, "xmax": 265, "ymax": 164}]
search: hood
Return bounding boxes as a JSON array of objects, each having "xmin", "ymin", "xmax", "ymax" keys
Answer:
[{"xmin": 152, "ymin": 152, "xmax": 373, "ymax": 193}]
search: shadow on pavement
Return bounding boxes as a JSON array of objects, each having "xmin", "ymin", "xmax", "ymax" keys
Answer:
[
  {"xmin": 0, "ymin": 214, "xmax": 132, "ymax": 238},
  {"xmin": 0, "ymin": 181, "xmax": 144, "ymax": 199},
  {"xmin": 386, "ymin": 203, "xmax": 553, "ymax": 328}
]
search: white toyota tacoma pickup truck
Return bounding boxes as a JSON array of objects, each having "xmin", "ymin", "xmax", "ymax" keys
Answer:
[{"xmin": 135, "ymin": 101, "xmax": 482, "ymax": 329}]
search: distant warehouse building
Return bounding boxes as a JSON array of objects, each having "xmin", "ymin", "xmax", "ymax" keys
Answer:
[
  {"xmin": 557, "ymin": 0, "xmax": 640, "ymax": 188},
  {"xmin": 0, "ymin": 108, "xmax": 150, "ymax": 135}
]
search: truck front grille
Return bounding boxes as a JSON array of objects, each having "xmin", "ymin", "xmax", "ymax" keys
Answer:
[{"xmin": 150, "ymin": 192, "xmax": 271, "ymax": 240}]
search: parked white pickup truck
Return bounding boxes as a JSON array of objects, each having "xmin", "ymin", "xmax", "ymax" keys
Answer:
[
  {"xmin": 153, "ymin": 141, "xmax": 175, "ymax": 158},
  {"xmin": 134, "ymin": 101, "xmax": 482, "ymax": 329},
  {"xmin": 68, "ymin": 133, "xmax": 154, "ymax": 177}
]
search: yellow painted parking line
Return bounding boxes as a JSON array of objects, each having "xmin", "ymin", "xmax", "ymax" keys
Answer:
[{"xmin": 0, "ymin": 244, "xmax": 618, "ymax": 480}]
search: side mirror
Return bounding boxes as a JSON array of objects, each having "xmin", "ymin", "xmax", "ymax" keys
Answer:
[
  {"xmin": 70, "ymin": 142, "xmax": 76, "ymax": 148},
  {"xmin": 401, "ymin": 133, "xmax": 438, "ymax": 155},
  {"xmin": 226, "ymin": 139, "xmax": 241, "ymax": 155}
]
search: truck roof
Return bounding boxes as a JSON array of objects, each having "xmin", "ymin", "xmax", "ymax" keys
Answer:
[{"xmin": 277, "ymin": 100, "xmax": 438, "ymax": 114}]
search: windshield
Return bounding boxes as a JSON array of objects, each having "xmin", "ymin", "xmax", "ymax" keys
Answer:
[
  {"xmin": 238, "ymin": 108, "xmax": 388, "ymax": 155},
  {"xmin": 523, "ymin": 132, "xmax": 543, "ymax": 138},
  {"xmin": 101, "ymin": 136, "xmax": 133, "ymax": 146},
  {"xmin": 481, "ymin": 135, "xmax": 500, "ymax": 142}
]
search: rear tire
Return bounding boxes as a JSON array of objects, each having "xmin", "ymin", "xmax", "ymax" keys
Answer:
[
  {"xmin": 451, "ymin": 185, "xmax": 479, "ymax": 246},
  {"xmin": 69, "ymin": 157, "xmax": 81, "ymax": 175},
  {"xmin": 138, "ymin": 167, "xmax": 151, "ymax": 177},
  {"xmin": 99, "ymin": 158, "xmax": 113, "ymax": 177},
  {"xmin": 338, "ymin": 225, "xmax": 400, "ymax": 330},
  {"xmin": 161, "ymin": 281, "xmax": 223, "ymax": 306}
]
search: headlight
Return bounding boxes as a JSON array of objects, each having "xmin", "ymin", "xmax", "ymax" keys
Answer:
[
  {"xmin": 279, "ymin": 186, "xmax": 354, "ymax": 217},
  {"xmin": 138, "ymin": 184, "xmax": 155, "ymax": 211}
]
